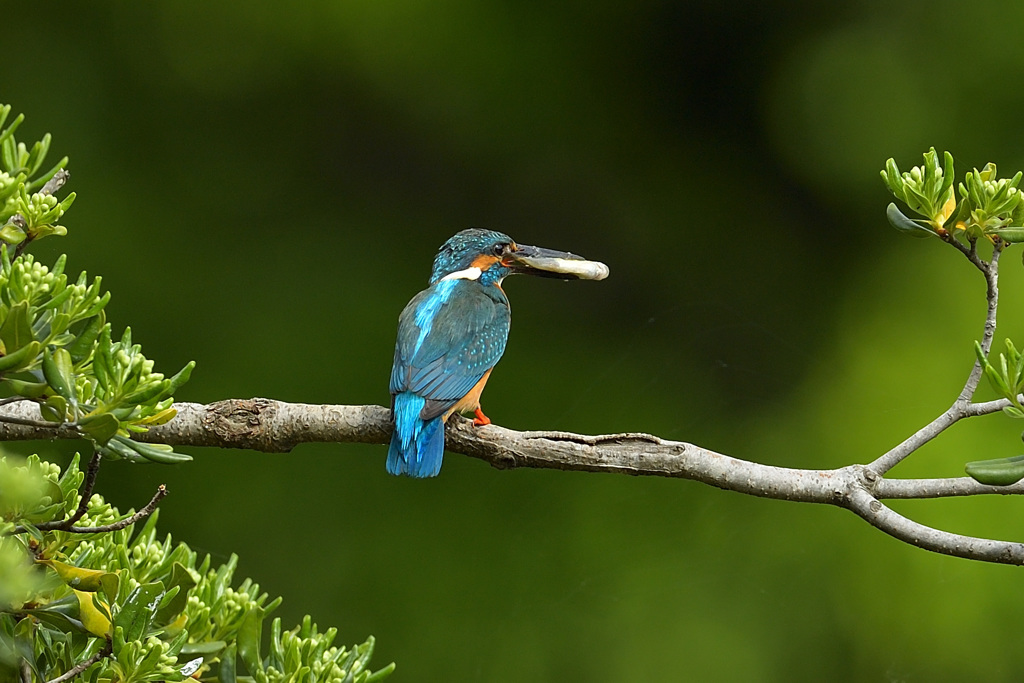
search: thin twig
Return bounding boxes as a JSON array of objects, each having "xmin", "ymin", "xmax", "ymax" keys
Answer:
[
  {"xmin": 963, "ymin": 396, "xmax": 1021, "ymax": 416},
  {"xmin": 943, "ymin": 231, "xmax": 990, "ymax": 273},
  {"xmin": 958, "ymin": 241, "xmax": 1002, "ymax": 404},
  {"xmin": 60, "ymin": 485, "xmax": 167, "ymax": 534},
  {"xmin": 870, "ymin": 239, "xmax": 1003, "ymax": 475},
  {"xmin": 868, "ymin": 403, "xmax": 962, "ymax": 475},
  {"xmin": 0, "ymin": 413, "xmax": 76, "ymax": 430},
  {"xmin": 872, "ymin": 475, "xmax": 1024, "ymax": 499},
  {"xmin": 33, "ymin": 451, "xmax": 102, "ymax": 531},
  {"xmin": 38, "ymin": 169, "xmax": 69, "ymax": 197},
  {"xmin": 10, "ymin": 485, "xmax": 166, "ymax": 536},
  {"xmin": 44, "ymin": 640, "xmax": 111, "ymax": 683},
  {"xmin": 0, "ymin": 396, "xmax": 34, "ymax": 407},
  {"xmin": 846, "ymin": 486, "xmax": 1024, "ymax": 565}
]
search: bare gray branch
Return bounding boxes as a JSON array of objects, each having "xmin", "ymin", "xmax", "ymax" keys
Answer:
[{"xmin": 0, "ymin": 398, "xmax": 1021, "ymax": 565}]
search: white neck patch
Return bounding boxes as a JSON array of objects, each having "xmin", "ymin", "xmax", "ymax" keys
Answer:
[{"xmin": 441, "ymin": 266, "xmax": 483, "ymax": 281}]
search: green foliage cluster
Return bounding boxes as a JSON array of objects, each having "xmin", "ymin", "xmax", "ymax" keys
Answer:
[
  {"xmin": 0, "ymin": 106, "xmax": 394, "ymax": 683},
  {"xmin": 884, "ymin": 149, "xmax": 1024, "ymax": 486},
  {"xmin": 0, "ymin": 455, "xmax": 394, "ymax": 683},
  {"xmin": 882, "ymin": 148, "xmax": 1024, "ymax": 243},
  {"xmin": 0, "ymin": 106, "xmax": 193, "ymax": 464},
  {"xmin": 0, "ymin": 104, "xmax": 73, "ymax": 247}
]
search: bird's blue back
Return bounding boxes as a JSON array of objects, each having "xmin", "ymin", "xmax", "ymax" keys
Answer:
[{"xmin": 388, "ymin": 276, "xmax": 510, "ymax": 477}]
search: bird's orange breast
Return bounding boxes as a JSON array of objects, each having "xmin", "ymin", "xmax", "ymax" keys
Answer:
[{"xmin": 445, "ymin": 368, "xmax": 494, "ymax": 420}]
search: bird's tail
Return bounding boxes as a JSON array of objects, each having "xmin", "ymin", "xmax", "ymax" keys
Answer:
[{"xmin": 387, "ymin": 393, "xmax": 445, "ymax": 477}]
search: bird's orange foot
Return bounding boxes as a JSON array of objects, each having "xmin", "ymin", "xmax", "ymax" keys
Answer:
[{"xmin": 473, "ymin": 407, "xmax": 492, "ymax": 426}]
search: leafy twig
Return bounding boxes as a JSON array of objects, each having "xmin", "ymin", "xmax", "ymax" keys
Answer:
[
  {"xmin": 11, "ymin": 484, "xmax": 165, "ymax": 536},
  {"xmin": 0, "ymin": 412, "xmax": 77, "ymax": 430},
  {"xmin": 59, "ymin": 485, "xmax": 166, "ymax": 534},
  {"xmin": 43, "ymin": 640, "xmax": 111, "ymax": 683},
  {"xmin": 33, "ymin": 451, "xmax": 102, "ymax": 531}
]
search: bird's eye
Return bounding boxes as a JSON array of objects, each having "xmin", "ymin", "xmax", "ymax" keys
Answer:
[{"xmin": 492, "ymin": 243, "xmax": 506, "ymax": 256}]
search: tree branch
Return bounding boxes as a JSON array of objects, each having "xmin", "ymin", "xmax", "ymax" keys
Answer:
[
  {"xmin": 846, "ymin": 486, "xmax": 1024, "ymax": 565},
  {"xmin": 868, "ymin": 404, "xmax": 962, "ymax": 475},
  {"xmin": 0, "ymin": 399, "xmax": 1021, "ymax": 565},
  {"xmin": 869, "ymin": 239, "xmax": 1004, "ymax": 476},
  {"xmin": 957, "ymin": 240, "xmax": 1002, "ymax": 403}
]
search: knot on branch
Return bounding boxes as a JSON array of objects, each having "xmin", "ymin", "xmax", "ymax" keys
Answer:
[
  {"xmin": 205, "ymin": 398, "xmax": 288, "ymax": 452},
  {"xmin": 854, "ymin": 464, "xmax": 881, "ymax": 491}
]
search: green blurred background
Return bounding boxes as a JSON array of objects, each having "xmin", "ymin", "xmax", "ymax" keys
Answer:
[{"xmin": 8, "ymin": 1, "xmax": 1024, "ymax": 680}]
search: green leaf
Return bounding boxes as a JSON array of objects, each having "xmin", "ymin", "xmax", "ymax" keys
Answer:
[
  {"xmin": 73, "ymin": 589, "xmax": 112, "ymax": 638},
  {"xmin": 881, "ymin": 158, "xmax": 904, "ymax": 198},
  {"xmin": 237, "ymin": 604, "xmax": 265, "ymax": 677},
  {"xmin": 66, "ymin": 313, "xmax": 105, "ymax": 363},
  {"xmin": 155, "ymin": 562, "xmax": 196, "ymax": 623},
  {"xmin": 26, "ymin": 156, "xmax": 68, "ymax": 193},
  {"xmin": 39, "ymin": 395, "xmax": 67, "ymax": 423},
  {"xmin": 991, "ymin": 226, "xmax": 1024, "ymax": 243},
  {"xmin": 122, "ymin": 379, "xmax": 171, "ymax": 406},
  {"xmin": 122, "ymin": 438, "xmax": 192, "ymax": 464},
  {"xmin": 0, "ymin": 223, "xmax": 26, "ymax": 245},
  {"xmin": 40, "ymin": 283, "xmax": 74, "ymax": 312},
  {"xmin": 0, "ymin": 340, "xmax": 40, "ymax": 373},
  {"xmin": 92, "ymin": 324, "xmax": 114, "ymax": 392},
  {"xmin": 939, "ymin": 150, "xmax": 955, "ymax": 200},
  {"xmin": 4, "ymin": 379, "xmax": 48, "ymax": 398},
  {"xmin": 181, "ymin": 641, "xmax": 228, "ymax": 656},
  {"xmin": 114, "ymin": 581, "xmax": 165, "ymax": 643},
  {"xmin": 156, "ymin": 584, "xmax": 181, "ymax": 612},
  {"xmin": 886, "ymin": 203, "xmax": 935, "ymax": 237},
  {"xmin": 25, "ymin": 595, "xmax": 87, "ymax": 635},
  {"xmin": 80, "ymin": 290, "xmax": 110, "ymax": 320},
  {"xmin": 365, "ymin": 662, "xmax": 398, "ymax": 682},
  {"xmin": 42, "ymin": 559, "xmax": 119, "ymax": 594},
  {"xmin": 2, "ymin": 138, "xmax": 17, "ymax": 174},
  {"xmin": 78, "ymin": 412, "xmax": 120, "ymax": 444},
  {"xmin": 166, "ymin": 360, "xmax": 195, "ymax": 395},
  {"xmin": 17, "ymin": 477, "xmax": 64, "ymax": 523},
  {"xmin": 42, "ymin": 347, "xmax": 75, "ymax": 401},
  {"xmin": 0, "ymin": 301, "xmax": 33, "ymax": 354},
  {"xmin": 0, "ymin": 113, "xmax": 24, "ymax": 150},
  {"xmin": 219, "ymin": 643, "xmax": 238, "ymax": 683},
  {"xmin": 965, "ymin": 454, "xmax": 1024, "ymax": 486},
  {"xmin": 97, "ymin": 436, "xmax": 144, "ymax": 462}
]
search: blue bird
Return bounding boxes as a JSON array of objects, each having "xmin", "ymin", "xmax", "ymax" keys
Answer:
[{"xmin": 387, "ymin": 228, "xmax": 609, "ymax": 477}]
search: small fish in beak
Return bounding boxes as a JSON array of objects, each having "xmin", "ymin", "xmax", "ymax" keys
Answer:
[{"xmin": 508, "ymin": 244, "xmax": 610, "ymax": 280}]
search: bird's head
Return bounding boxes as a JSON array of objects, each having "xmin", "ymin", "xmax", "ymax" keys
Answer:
[{"xmin": 429, "ymin": 228, "xmax": 609, "ymax": 285}]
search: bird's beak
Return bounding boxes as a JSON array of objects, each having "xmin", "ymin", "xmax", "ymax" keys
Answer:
[{"xmin": 506, "ymin": 244, "xmax": 610, "ymax": 280}]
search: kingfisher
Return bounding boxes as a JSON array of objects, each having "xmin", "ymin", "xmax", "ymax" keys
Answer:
[{"xmin": 387, "ymin": 228, "xmax": 609, "ymax": 477}]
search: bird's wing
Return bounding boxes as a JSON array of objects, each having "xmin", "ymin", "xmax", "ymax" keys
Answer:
[{"xmin": 391, "ymin": 280, "xmax": 510, "ymax": 420}]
